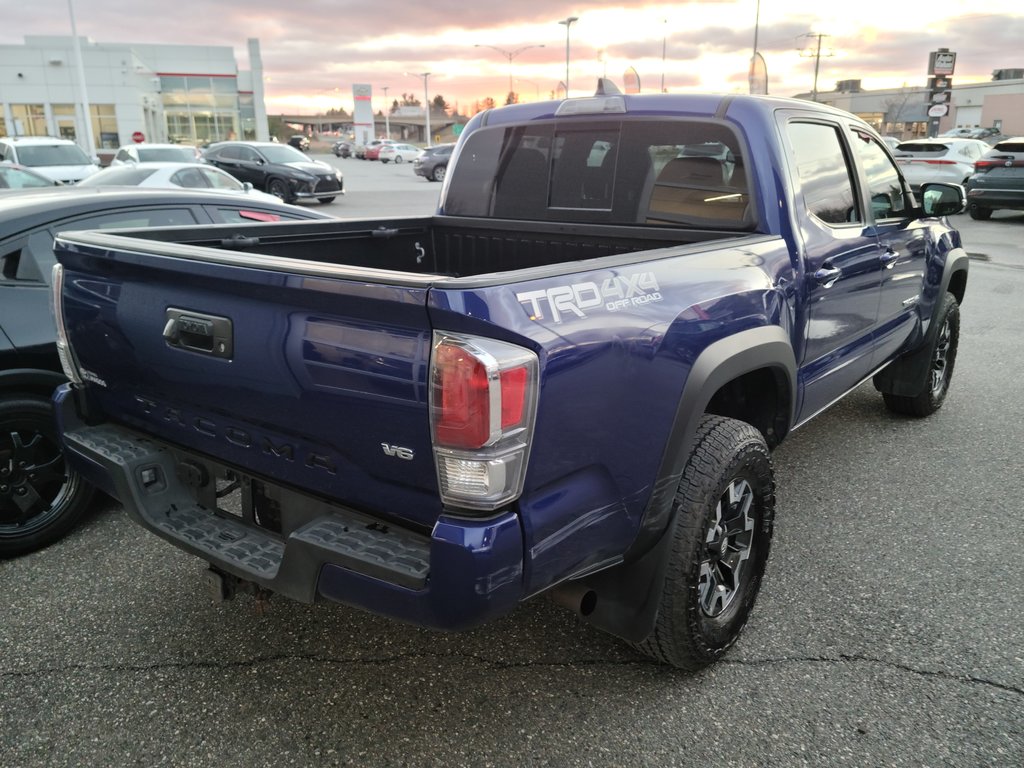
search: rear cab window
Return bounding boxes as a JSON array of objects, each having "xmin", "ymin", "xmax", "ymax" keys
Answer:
[{"xmin": 444, "ymin": 118, "xmax": 754, "ymax": 229}]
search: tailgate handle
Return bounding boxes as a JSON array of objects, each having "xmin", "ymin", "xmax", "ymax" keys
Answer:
[{"xmin": 164, "ymin": 309, "xmax": 233, "ymax": 359}]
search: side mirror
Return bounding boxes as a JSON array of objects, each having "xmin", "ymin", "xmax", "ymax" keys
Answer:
[
  {"xmin": 242, "ymin": 182, "xmax": 253, "ymax": 192},
  {"xmin": 92, "ymin": 155, "xmax": 101, "ymax": 165},
  {"xmin": 919, "ymin": 182, "xmax": 965, "ymax": 217}
]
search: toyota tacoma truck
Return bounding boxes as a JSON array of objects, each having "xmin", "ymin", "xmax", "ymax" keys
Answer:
[{"xmin": 50, "ymin": 87, "xmax": 968, "ymax": 669}]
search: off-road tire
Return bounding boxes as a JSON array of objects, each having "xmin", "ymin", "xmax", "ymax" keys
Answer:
[
  {"xmin": 0, "ymin": 396, "xmax": 94, "ymax": 558},
  {"xmin": 882, "ymin": 292, "xmax": 960, "ymax": 417},
  {"xmin": 633, "ymin": 415, "xmax": 775, "ymax": 670}
]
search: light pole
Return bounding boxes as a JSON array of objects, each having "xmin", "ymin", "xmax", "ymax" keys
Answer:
[
  {"xmin": 474, "ymin": 44, "xmax": 545, "ymax": 99},
  {"xmin": 558, "ymin": 16, "xmax": 579, "ymax": 97},
  {"xmin": 407, "ymin": 72, "xmax": 431, "ymax": 145},
  {"xmin": 381, "ymin": 85, "xmax": 390, "ymax": 139},
  {"xmin": 661, "ymin": 19, "xmax": 668, "ymax": 93}
]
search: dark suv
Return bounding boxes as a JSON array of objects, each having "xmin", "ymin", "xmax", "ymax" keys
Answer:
[
  {"xmin": 288, "ymin": 134, "xmax": 311, "ymax": 152},
  {"xmin": 203, "ymin": 141, "xmax": 343, "ymax": 204},
  {"xmin": 413, "ymin": 143, "xmax": 455, "ymax": 182},
  {"xmin": 0, "ymin": 186, "xmax": 331, "ymax": 557}
]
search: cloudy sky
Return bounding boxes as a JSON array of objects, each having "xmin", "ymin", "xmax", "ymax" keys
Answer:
[{"xmin": 3, "ymin": 1, "xmax": 1023, "ymax": 114}]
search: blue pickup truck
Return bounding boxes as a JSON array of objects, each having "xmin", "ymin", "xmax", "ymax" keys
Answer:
[{"xmin": 50, "ymin": 88, "xmax": 968, "ymax": 669}]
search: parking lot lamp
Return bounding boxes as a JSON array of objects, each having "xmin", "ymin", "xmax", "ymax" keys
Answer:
[
  {"xmin": 407, "ymin": 72, "xmax": 431, "ymax": 145},
  {"xmin": 558, "ymin": 16, "xmax": 579, "ymax": 96},
  {"xmin": 475, "ymin": 44, "xmax": 545, "ymax": 98},
  {"xmin": 381, "ymin": 85, "xmax": 390, "ymax": 139}
]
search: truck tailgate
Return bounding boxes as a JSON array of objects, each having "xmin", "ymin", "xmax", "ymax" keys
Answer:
[{"xmin": 54, "ymin": 235, "xmax": 443, "ymax": 531}]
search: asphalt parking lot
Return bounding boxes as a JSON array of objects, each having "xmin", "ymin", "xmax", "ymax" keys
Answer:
[{"xmin": 1, "ymin": 165, "xmax": 1022, "ymax": 767}]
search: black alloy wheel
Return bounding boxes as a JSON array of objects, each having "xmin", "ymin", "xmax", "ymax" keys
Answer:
[{"xmin": 0, "ymin": 396, "xmax": 94, "ymax": 557}]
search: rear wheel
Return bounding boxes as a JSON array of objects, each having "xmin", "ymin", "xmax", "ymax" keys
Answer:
[
  {"xmin": 318, "ymin": 197, "xmax": 336, "ymax": 204},
  {"xmin": 632, "ymin": 415, "xmax": 774, "ymax": 670},
  {"xmin": 968, "ymin": 204, "xmax": 992, "ymax": 220},
  {"xmin": 882, "ymin": 292, "xmax": 960, "ymax": 417},
  {"xmin": 1, "ymin": 396, "xmax": 94, "ymax": 558},
  {"xmin": 432, "ymin": 165, "xmax": 446, "ymax": 182},
  {"xmin": 395, "ymin": 155, "xmax": 404, "ymax": 164}
]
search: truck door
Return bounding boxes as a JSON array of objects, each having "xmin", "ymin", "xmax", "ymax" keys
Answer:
[
  {"xmin": 783, "ymin": 120, "xmax": 885, "ymax": 422},
  {"xmin": 847, "ymin": 128, "xmax": 930, "ymax": 365}
]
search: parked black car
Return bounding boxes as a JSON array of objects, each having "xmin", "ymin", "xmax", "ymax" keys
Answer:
[
  {"xmin": 965, "ymin": 165, "xmax": 1024, "ymax": 219},
  {"xmin": 332, "ymin": 141, "xmax": 352, "ymax": 158},
  {"xmin": 0, "ymin": 186, "xmax": 332, "ymax": 558},
  {"xmin": 413, "ymin": 143, "xmax": 455, "ymax": 182},
  {"xmin": 203, "ymin": 141, "xmax": 343, "ymax": 204},
  {"xmin": 288, "ymin": 134, "xmax": 311, "ymax": 152}
]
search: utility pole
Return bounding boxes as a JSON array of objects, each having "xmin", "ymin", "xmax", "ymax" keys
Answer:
[
  {"xmin": 661, "ymin": 19, "xmax": 668, "ymax": 93},
  {"xmin": 381, "ymin": 85, "xmax": 390, "ymax": 139},
  {"xmin": 799, "ymin": 33, "xmax": 833, "ymax": 102}
]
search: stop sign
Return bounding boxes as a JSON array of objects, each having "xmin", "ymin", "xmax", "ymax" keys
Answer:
[{"xmin": 132, "ymin": 131, "xmax": 145, "ymax": 143}]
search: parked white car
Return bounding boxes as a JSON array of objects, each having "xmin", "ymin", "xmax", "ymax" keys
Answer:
[
  {"xmin": 378, "ymin": 143, "xmax": 423, "ymax": 164},
  {"xmin": 109, "ymin": 143, "xmax": 202, "ymax": 166},
  {"xmin": 0, "ymin": 136, "xmax": 99, "ymax": 184},
  {"xmin": 893, "ymin": 137, "xmax": 990, "ymax": 189},
  {"xmin": 76, "ymin": 162, "xmax": 280, "ymax": 202}
]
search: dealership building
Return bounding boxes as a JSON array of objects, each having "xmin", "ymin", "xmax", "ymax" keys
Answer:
[{"xmin": 0, "ymin": 35, "xmax": 269, "ymax": 151}]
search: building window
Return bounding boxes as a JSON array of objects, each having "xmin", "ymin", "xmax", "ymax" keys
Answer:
[
  {"xmin": 161, "ymin": 75, "xmax": 240, "ymax": 144},
  {"xmin": 90, "ymin": 104, "xmax": 119, "ymax": 148},
  {"xmin": 239, "ymin": 93, "xmax": 256, "ymax": 140},
  {"xmin": 10, "ymin": 104, "xmax": 47, "ymax": 136},
  {"xmin": 53, "ymin": 104, "xmax": 77, "ymax": 140},
  {"xmin": 0, "ymin": 116, "xmax": 6, "ymax": 136}
]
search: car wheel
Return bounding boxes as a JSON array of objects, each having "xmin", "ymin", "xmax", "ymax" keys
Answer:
[
  {"xmin": 381, "ymin": 159, "xmax": 389, "ymax": 164},
  {"xmin": 0, "ymin": 396, "xmax": 94, "ymax": 558},
  {"xmin": 968, "ymin": 204, "xmax": 992, "ymax": 220},
  {"xmin": 395, "ymin": 155, "xmax": 404, "ymax": 164},
  {"xmin": 318, "ymin": 197, "xmax": 336, "ymax": 204},
  {"xmin": 882, "ymin": 292, "xmax": 960, "ymax": 417},
  {"xmin": 268, "ymin": 178, "xmax": 292, "ymax": 203},
  {"xmin": 631, "ymin": 415, "xmax": 774, "ymax": 670},
  {"xmin": 432, "ymin": 165, "xmax": 446, "ymax": 182}
]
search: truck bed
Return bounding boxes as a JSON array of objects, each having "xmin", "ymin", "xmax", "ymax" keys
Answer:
[{"xmin": 60, "ymin": 215, "xmax": 758, "ymax": 281}]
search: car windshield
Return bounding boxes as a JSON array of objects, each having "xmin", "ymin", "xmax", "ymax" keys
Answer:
[
  {"xmin": 15, "ymin": 144, "xmax": 92, "ymax": 166},
  {"xmin": 260, "ymin": 145, "xmax": 309, "ymax": 164},
  {"xmin": 137, "ymin": 147, "xmax": 197, "ymax": 162},
  {"xmin": 78, "ymin": 167, "xmax": 158, "ymax": 186},
  {"xmin": 0, "ymin": 165, "xmax": 53, "ymax": 189}
]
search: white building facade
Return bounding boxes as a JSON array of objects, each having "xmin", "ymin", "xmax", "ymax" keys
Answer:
[{"xmin": 0, "ymin": 35, "xmax": 269, "ymax": 152}]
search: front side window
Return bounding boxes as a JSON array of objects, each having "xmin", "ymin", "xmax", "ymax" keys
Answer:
[
  {"xmin": 850, "ymin": 129, "xmax": 908, "ymax": 220},
  {"xmin": 787, "ymin": 122, "xmax": 861, "ymax": 225}
]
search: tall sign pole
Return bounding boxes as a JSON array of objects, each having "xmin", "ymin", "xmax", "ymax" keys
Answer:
[{"xmin": 927, "ymin": 49, "xmax": 956, "ymax": 137}]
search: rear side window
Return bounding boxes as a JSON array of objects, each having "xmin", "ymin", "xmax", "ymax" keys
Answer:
[
  {"xmin": 62, "ymin": 208, "xmax": 199, "ymax": 231},
  {"xmin": 445, "ymin": 118, "xmax": 752, "ymax": 228},
  {"xmin": 787, "ymin": 122, "xmax": 860, "ymax": 225},
  {"xmin": 993, "ymin": 141, "xmax": 1024, "ymax": 153}
]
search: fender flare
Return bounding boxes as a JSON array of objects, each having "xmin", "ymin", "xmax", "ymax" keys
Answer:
[
  {"xmin": 569, "ymin": 325, "xmax": 796, "ymax": 643},
  {"xmin": 0, "ymin": 367, "xmax": 67, "ymax": 398},
  {"xmin": 874, "ymin": 247, "xmax": 968, "ymax": 397}
]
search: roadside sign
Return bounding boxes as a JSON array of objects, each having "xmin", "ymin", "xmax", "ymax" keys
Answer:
[
  {"xmin": 131, "ymin": 131, "xmax": 145, "ymax": 143},
  {"xmin": 453, "ymin": 124, "xmax": 464, "ymax": 136},
  {"xmin": 928, "ymin": 104, "xmax": 949, "ymax": 117}
]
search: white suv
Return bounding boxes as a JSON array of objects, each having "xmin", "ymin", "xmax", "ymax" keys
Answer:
[
  {"xmin": 0, "ymin": 136, "xmax": 99, "ymax": 184},
  {"xmin": 893, "ymin": 137, "xmax": 990, "ymax": 190}
]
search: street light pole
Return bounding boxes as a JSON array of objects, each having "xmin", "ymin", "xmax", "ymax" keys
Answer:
[
  {"xmin": 67, "ymin": 0, "xmax": 96, "ymax": 156},
  {"xmin": 558, "ymin": 16, "xmax": 579, "ymax": 97},
  {"xmin": 381, "ymin": 85, "xmax": 390, "ymax": 139},
  {"xmin": 419, "ymin": 73, "xmax": 431, "ymax": 146},
  {"xmin": 475, "ymin": 44, "xmax": 545, "ymax": 99}
]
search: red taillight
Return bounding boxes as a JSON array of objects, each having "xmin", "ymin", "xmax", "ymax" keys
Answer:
[
  {"xmin": 433, "ymin": 342, "xmax": 491, "ymax": 449},
  {"xmin": 429, "ymin": 332, "xmax": 539, "ymax": 510},
  {"xmin": 500, "ymin": 367, "xmax": 528, "ymax": 428}
]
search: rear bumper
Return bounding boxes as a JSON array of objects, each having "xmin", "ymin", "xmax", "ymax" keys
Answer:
[{"xmin": 55, "ymin": 385, "xmax": 524, "ymax": 630}]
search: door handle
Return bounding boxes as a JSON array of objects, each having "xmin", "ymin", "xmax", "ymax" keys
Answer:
[
  {"xmin": 814, "ymin": 266, "xmax": 841, "ymax": 288},
  {"xmin": 880, "ymin": 247, "xmax": 900, "ymax": 268}
]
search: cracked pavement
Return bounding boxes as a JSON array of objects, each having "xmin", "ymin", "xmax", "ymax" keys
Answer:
[{"xmin": 2, "ymin": 201, "xmax": 1022, "ymax": 767}]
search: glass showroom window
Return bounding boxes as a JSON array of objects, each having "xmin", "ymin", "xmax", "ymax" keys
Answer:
[
  {"xmin": 90, "ymin": 104, "xmax": 119, "ymax": 148},
  {"xmin": 53, "ymin": 104, "xmax": 77, "ymax": 140},
  {"xmin": 239, "ymin": 93, "xmax": 256, "ymax": 139},
  {"xmin": 10, "ymin": 104, "xmax": 46, "ymax": 136}
]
